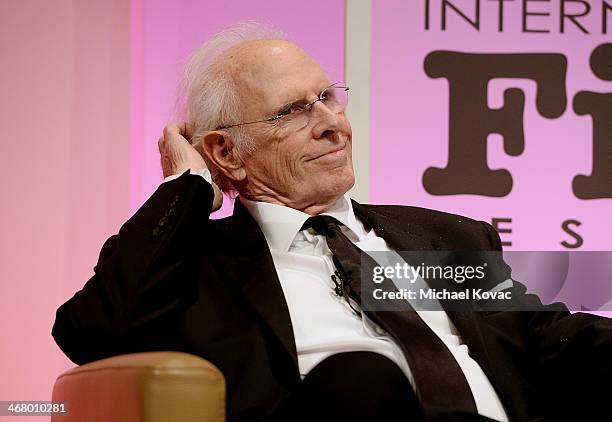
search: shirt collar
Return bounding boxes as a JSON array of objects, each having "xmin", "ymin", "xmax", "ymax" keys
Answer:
[{"xmin": 240, "ymin": 194, "xmax": 360, "ymax": 252}]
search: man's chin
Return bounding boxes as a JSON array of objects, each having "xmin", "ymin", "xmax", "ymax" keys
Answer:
[{"xmin": 314, "ymin": 175, "xmax": 355, "ymax": 200}]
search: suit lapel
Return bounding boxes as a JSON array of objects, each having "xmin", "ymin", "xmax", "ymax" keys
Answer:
[
  {"xmin": 352, "ymin": 201, "xmax": 484, "ymax": 326},
  {"xmin": 353, "ymin": 201, "xmax": 528, "ymax": 421},
  {"xmin": 214, "ymin": 199, "xmax": 299, "ymax": 377},
  {"xmin": 351, "ymin": 200, "xmax": 429, "ymax": 251}
]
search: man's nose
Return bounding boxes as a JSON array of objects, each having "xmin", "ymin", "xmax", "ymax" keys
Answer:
[{"xmin": 310, "ymin": 101, "xmax": 341, "ymax": 139}]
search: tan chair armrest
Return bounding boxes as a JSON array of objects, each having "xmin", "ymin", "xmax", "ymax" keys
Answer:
[{"xmin": 52, "ymin": 352, "xmax": 226, "ymax": 422}]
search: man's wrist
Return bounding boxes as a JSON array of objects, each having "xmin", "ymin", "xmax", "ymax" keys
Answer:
[{"xmin": 163, "ymin": 168, "xmax": 212, "ymax": 184}]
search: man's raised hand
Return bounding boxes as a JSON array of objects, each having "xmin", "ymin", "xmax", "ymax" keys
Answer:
[{"xmin": 158, "ymin": 122, "xmax": 223, "ymax": 211}]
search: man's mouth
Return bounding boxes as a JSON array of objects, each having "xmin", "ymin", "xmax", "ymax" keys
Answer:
[
  {"xmin": 307, "ymin": 138, "xmax": 348, "ymax": 161},
  {"xmin": 314, "ymin": 146, "xmax": 345, "ymax": 160}
]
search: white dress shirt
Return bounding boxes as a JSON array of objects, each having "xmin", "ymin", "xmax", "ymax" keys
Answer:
[{"xmin": 165, "ymin": 169, "xmax": 509, "ymax": 421}]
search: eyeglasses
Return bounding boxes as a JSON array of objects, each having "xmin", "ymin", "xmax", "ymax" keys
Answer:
[{"xmin": 216, "ymin": 83, "xmax": 349, "ymax": 130}]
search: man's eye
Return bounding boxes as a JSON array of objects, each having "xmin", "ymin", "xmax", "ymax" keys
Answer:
[
  {"xmin": 278, "ymin": 103, "xmax": 305, "ymax": 117},
  {"xmin": 276, "ymin": 106, "xmax": 291, "ymax": 116},
  {"xmin": 321, "ymin": 89, "xmax": 335, "ymax": 102}
]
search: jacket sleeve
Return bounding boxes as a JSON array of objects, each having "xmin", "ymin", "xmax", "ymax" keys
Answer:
[
  {"xmin": 52, "ymin": 171, "xmax": 215, "ymax": 364},
  {"xmin": 479, "ymin": 221, "xmax": 612, "ymax": 417}
]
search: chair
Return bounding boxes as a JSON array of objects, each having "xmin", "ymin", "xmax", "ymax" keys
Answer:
[{"xmin": 51, "ymin": 352, "xmax": 226, "ymax": 422}]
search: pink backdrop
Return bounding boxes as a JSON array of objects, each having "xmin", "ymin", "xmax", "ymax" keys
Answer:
[
  {"xmin": 0, "ymin": 0, "xmax": 344, "ymax": 417},
  {"xmin": 371, "ymin": 0, "xmax": 611, "ymax": 251},
  {"xmin": 0, "ymin": 0, "xmax": 130, "ymax": 417}
]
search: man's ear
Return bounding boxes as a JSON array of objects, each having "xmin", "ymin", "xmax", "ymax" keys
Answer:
[{"xmin": 201, "ymin": 131, "xmax": 247, "ymax": 182}]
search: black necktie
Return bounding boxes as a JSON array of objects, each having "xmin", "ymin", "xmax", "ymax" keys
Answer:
[{"xmin": 302, "ymin": 215, "xmax": 478, "ymax": 418}]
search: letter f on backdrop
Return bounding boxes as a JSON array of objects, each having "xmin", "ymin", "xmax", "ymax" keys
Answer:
[{"xmin": 423, "ymin": 51, "xmax": 567, "ymax": 197}]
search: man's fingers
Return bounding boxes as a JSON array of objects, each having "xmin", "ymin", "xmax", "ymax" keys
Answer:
[
  {"xmin": 158, "ymin": 122, "xmax": 207, "ymax": 178},
  {"xmin": 164, "ymin": 122, "xmax": 193, "ymax": 146},
  {"xmin": 183, "ymin": 122, "xmax": 195, "ymax": 140},
  {"xmin": 163, "ymin": 123, "xmax": 179, "ymax": 142}
]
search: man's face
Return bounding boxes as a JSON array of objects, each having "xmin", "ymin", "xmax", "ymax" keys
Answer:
[{"xmin": 228, "ymin": 40, "xmax": 355, "ymax": 212}]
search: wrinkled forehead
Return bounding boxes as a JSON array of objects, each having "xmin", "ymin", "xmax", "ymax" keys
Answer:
[{"xmin": 221, "ymin": 40, "xmax": 332, "ymax": 113}]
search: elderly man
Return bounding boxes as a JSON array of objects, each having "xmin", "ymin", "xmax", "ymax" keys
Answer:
[{"xmin": 53, "ymin": 25, "xmax": 611, "ymax": 422}]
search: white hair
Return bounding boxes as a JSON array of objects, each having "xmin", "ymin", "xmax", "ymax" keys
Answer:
[{"xmin": 176, "ymin": 22, "xmax": 286, "ymax": 193}]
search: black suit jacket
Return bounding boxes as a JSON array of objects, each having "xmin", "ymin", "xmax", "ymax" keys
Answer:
[{"xmin": 53, "ymin": 172, "xmax": 612, "ymax": 421}]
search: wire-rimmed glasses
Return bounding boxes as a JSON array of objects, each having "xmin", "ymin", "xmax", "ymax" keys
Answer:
[{"xmin": 216, "ymin": 82, "xmax": 349, "ymax": 130}]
